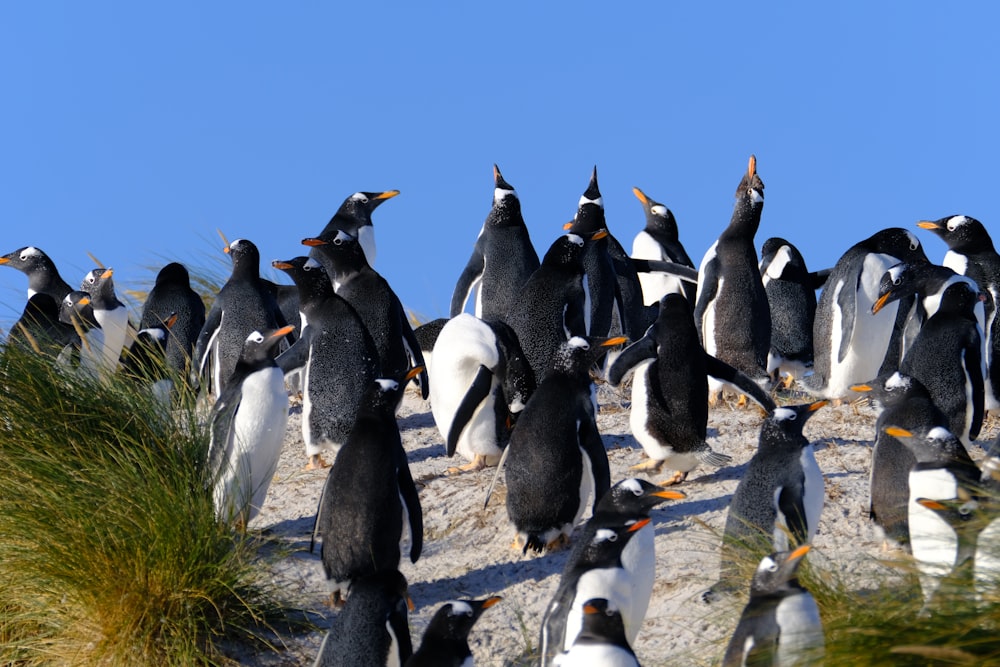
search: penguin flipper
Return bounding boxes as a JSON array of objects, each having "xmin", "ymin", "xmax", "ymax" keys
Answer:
[
  {"xmin": 401, "ymin": 319, "xmax": 430, "ymax": 399},
  {"xmin": 966, "ymin": 335, "xmax": 985, "ymax": 441},
  {"xmin": 310, "ymin": 469, "xmax": 335, "ymax": 554},
  {"xmin": 696, "ymin": 446, "xmax": 732, "ymax": 468},
  {"xmin": 630, "ymin": 258, "xmax": 700, "ymax": 284},
  {"xmin": 450, "ymin": 245, "xmax": 485, "ymax": 317},
  {"xmin": 193, "ymin": 306, "xmax": 223, "ymax": 380},
  {"xmin": 447, "ymin": 365, "xmax": 495, "ymax": 457},
  {"xmin": 538, "ymin": 598, "xmax": 569, "ymax": 667},
  {"xmin": 275, "ymin": 332, "xmax": 310, "ymax": 374},
  {"xmin": 778, "ymin": 483, "xmax": 809, "ymax": 546},
  {"xmin": 579, "ymin": 413, "xmax": 611, "ymax": 508},
  {"xmin": 810, "ymin": 267, "xmax": 832, "ymax": 290},
  {"xmin": 396, "ymin": 447, "xmax": 423, "ymax": 563},
  {"xmin": 837, "ymin": 277, "xmax": 858, "ymax": 363},
  {"xmin": 704, "ymin": 353, "xmax": 776, "ymax": 412},
  {"xmin": 607, "ymin": 326, "xmax": 657, "ymax": 386},
  {"xmin": 693, "ymin": 259, "xmax": 720, "ymax": 344},
  {"xmin": 207, "ymin": 384, "xmax": 243, "ymax": 482}
]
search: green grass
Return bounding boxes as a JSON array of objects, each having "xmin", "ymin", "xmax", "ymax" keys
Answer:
[{"xmin": 0, "ymin": 343, "xmax": 297, "ymax": 666}]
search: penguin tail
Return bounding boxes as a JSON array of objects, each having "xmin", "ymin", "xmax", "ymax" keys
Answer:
[
  {"xmin": 523, "ymin": 534, "xmax": 546, "ymax": 555},
  {"xmin": 697, "ymin": 449, "xmax": 732, "ymax": 468}
]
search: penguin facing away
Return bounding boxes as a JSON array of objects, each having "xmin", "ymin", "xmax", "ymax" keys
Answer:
[
  {"xmin": 608, "ymin": 293, "xmax": 776, "ymax": 486},
  {"xmin": 552, "ymin": 598, "xmax": 642, "ymax": 667},
  {"xmin": 450, "ymin": 164, "xmax": 540, "ymax": 322},
  {"xmin": 721, "ymin": 545, "xmax": 824, "ymax": 667},
  {"xmin": 139, "ymin": 262, "xmax": 206, "ymax": 381},
  {"xmin": 405, "ymin": 596, "xmax": 502, "ymax": 667},
  {"xmin": 206, "ymin": 325, "xmax": 293, "ymax": 528},
  {"xmin": 629, "ymin": 186, "xmax": 696, "ymax": 307},
  {"xmin": 313, "ymin": 189, "xmax": 400, "ymax": 267},
  {"xmin": 0, "ymin": 246, "xmax": 73, "ymax": 302}
]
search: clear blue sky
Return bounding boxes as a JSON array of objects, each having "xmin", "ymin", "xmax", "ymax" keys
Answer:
[{"xmin": 2, "ymin": 3, "xmax": 997, "ymax": 333}]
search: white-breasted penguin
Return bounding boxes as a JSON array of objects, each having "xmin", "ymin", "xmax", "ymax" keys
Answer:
[
  {"xmin": 450, "ymin": 165, "xmax": 540, "ymax": 322},
  {"xmin": 721, "ymin": 545, "xmax": 824, "ymax": 667},
  {"xmin": 503, "ymin": 336, "xmax": 625, "ymax": 554},
  {"xmin": 629, "ymin": 186, "xmax": 696, "ymax": 308},
  {"xmin": 312, "ymin": 189, "xmax": 400, "ymax": 267},
  {"xmin": 405, "ymin": 596, "xmax": 502, "ymax": 667},
  {"xmin": 804, "ymin": 227, "xmax": 928, "ymax": 401},
  {"xmin": 0, "ymin": 246, "xmax": 73, "ymax": 302},
  {"xmin": 552, "ymin": 598, "xmax": 641, "ymax": 667},
  {"xmin": 80, "ymin": 267, "xmax": 133, "ymax": 375},
  {"xmin": 272, "ymin": 257, "xmax": 380, "ymax": 469},
  {"xmin": 694, "ymin": 155, "xmax": 771, "ymax": 401},
  {"xmin": 608, "ymin": 293, "xmax": 775, "ymax": 485},
  {"xmin": 206, "ymin": 325, "xmax": 293, "ymax": 527},
  {"xmin": 139, "ymin": 262, "xmax": 206, "ymax": 382},
  {"xmin": 429, "ymin": 313, "xmax": 535, "ymax": 474},
  {"xmin": 313, "ymin": 369, "xmax": 424, "ymax": 603},
  {"xmin": 709, "ymin": 401, "xmax": 827, "ymax": 598}
]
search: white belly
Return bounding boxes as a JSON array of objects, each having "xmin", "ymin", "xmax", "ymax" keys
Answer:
[
  {"xmin": 908, "ymin": 468, "xmax": 960, "ymax": 603},
  {"xmin": 775, "ymin": 591, "xmax": 825, "ymax": 665},
  {"xmin": 564, "ymin": 567, "xmax": 633, "ymax": 652}
]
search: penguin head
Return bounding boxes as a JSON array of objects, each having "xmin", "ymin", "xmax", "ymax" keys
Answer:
[
  {"xmin": 915, "ymin": 494, "xmax": 982, "ymax": 535},
  {"xmin": 331, "ymin": 190, "xmax": 399, "ymax": 229},
  {"xmin": 657, "ymin": 293, "xmax": 693, "ymax": 321},
  {"xmin": 363, "ymin": 367, "xmax": 425, "ymax": 414},
  {"xmin": 917, "ymin": 215, "xmax": 987, "ymax": 253},
  {"xmin": 597, "ymin": 478, "xmax": 686, "ymax": 516},
  {"xmin": 564, "ymin": 166, "xmax": 607, "ymax": 235},
  {"xmin": 541, "ymin": 233, "xmax": 586, "ymax": 268},
  {"xmin": 883, "ymin": 424, "xmax": 965, "ymax": 465},
  {"xmin": 80, "ymin": 267, "xmax": 118, "ymax": 305},
  {"xmin": 238, "ymin": 325, "xmax": 295, "ymax": 367},
  {"xmin": 153, "ymin": 262, "xmax": 191, "ymax": 288},
  {"xmin": 760, "ymin": 237, "xmax": 808, "ymax": 283},
  {"xmin": 734, "ymin": 154, "xmax": 765, "ymax": 205},
  {"xmin": 632, "ymin": 187, "xmax": 679, "ymax": 238},
  {"xmin": 420, "ymin": 596, "xmax": 502, "ymax": 645},
  {"xmin": 224, "ymin": 239, "xmax": 262, "ymax": 276},
  {"xmin": 302, "ymin": 230, "xmax": 366, "ymax": 267},
  {"xmin": 749, "ymin": 545, "xmax": 811, "ymax": 597},
  {"xmin": 577, "ymin": 598, "xmax": 630, "ymax": 646},
  {"xmin": 0, "ymin": 246, "xmax": 52, "ymax": 273},
  {"xmin": 937, "ymin": 280, "xmax": 984, "ymax": 319},
  {"xmin": 549, "ymin": 335, "xmax": 627, "ymax": 377},
  {"xmin": 59, "ymin": 291, "xmax": 97, "ymax": 330},
  {"xmin": 851, "ymin": 371, "xmax": 928, "ymax": 409},
  {"xmin": 272, "ymin": 256, "xmax": 331, "ymax": 299},
  {"xmin": 867, "ymin": 228, "xmax": 927, "ymax": 264},
  {"xmin": 872, "ymin": 261, "xmax": 921, "ymax": 314},
  {"xmin": 579, "ymin": 517, "xmax": 652, "ymax": 565},
  {"xmin": 760, "ymin": 401, "xmax": 827, "ymax": 449}
]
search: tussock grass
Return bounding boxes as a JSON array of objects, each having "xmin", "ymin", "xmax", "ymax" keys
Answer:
[{"xmin": 0, "ymin": 343, "xmax": 294, "ymax": 666}]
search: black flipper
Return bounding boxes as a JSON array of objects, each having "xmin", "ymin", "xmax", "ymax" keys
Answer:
[
  {"xmin": 578, "ymin": 406, "xmax": 611, "ymax": 511},
  {"xmin": 396, "ymin": 444, "xmax": 423, "ymax": 563},
  {"xmin": 607, "ymin": 324, "xmax": 657, "ymax": 386},
  {"xmin": 704, "ymin": 353, "xmax": 776, "ymax": 412},
  {"xmin": 630, "ymin": 258, "xmax": 700, "ymax": 284},
  {"xmin": 447, "ymin": 365, "xmax": 495, "ymax": 456}
]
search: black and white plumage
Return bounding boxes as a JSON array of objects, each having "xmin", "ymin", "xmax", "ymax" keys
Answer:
[
  {"xmin": 552, "ymin": 598, "xmax": 641, "ymax": 667},
  {"xmin": 721, "ymin": 546, "xmax": 824, "ymax": 667},
  {"xmin": 6, "ymin": 293, "xmax": 78, "ymax": 360},
  {"xmin": 608, "ymin": 293, "xmax": 775, "ymax": 485},
  {"xmin": 450, "ymin": 165, "xmax": 539, "ymax": 322},
  {"xmin": 79, "ymin": 267, "xmax": 131, "ymax": 375},
  {"xmin": 629, "ymin": 186, "xmax": 696, "ymax": 308},
  {"xmin": 405, "ymin": 596, "xmax": 502, "ymax": 667},
  {"xmin": 139, "ymin": 262, "xmax": 206, "ymax": 380},
  {"xmin": 0, "ymin": 246, "xmax": 73, "ymax": 302},
  {"xmin": 313, "ymin": 189, "xmax": 399, "ymax": 267},
  {"xmin": 121, "ymin": 313, "xmax": 176, "ymax": 406},
  {"xmin": 206, "ymin": 325, "xmax": 293, "ymax": 527},
  {"xmin": 694, "ymin": 155, "xmax": 771, "ymax": 399}
]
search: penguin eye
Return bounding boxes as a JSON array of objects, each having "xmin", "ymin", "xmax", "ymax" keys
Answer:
[
  {"xmin": 893, "ymin": 277, "xmax": 902, "ymax": 286},
  {"xmin": 333, "ymin": 237, "xmax": 343, "ymax": 246},
  {"xmin": 608, "ymin": 533, "xmax": 618, "ymax": 542},
  {"xmin": 910, "ymin": 241, "xmax": 918, "ymax": 250},
  {"xmin": 19, "ymin": 251, "xmax": 29, "ymax": 261},
  {"xmin": 767, "ymin": 562, "xmax": 779, "ymax": 572}
]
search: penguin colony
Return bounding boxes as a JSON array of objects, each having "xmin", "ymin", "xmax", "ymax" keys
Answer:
[{"xmin": 4, "ymin": 158, "xmax": 1000, "ymax": 665}]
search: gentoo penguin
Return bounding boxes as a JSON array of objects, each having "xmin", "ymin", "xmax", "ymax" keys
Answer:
[
  {"xmin": 629, "ymin": 186, "xmax": 696, "ymax": 307},
  {"xmin": 759, "ymin": 237, "xmax": 828, "ymax": 384},
  {"xmin": 206, "ymin": 325, "xmax": 293, "ymax": 527},
  {"xmin": 694, "ymin": 155, "xmax": 771, "ymax": 400},
  {"xmin": 911, "ymin": 496, "xmax": 983, "ymax": 605},
  {"xmin": 272, "ymin": 257, "xmax": 380, "ymax": 469},
  {"xmin": 0, "ymin": 246, "xmax": 73, "ymax": 302},
  {"xmin": 57, "ymin": 290, "xmax": 106, "ymax": 374},
  {"xmin": 313, "ymin": 189, "xmax": 400, "ymax": 267},
  {"xmin": 5, "ymin": 293, "xmax": 78, "ymax": 360},
  {"xmin": 412, "ymin": 316, "xmax": 449, "ymax": 380},
  {"xmin": 313, "ymin": 569, "xmax": 413, "ymax": 667},
  {"xmin": 564, "ymin": 167, "xmax": 647, "ymax": 340},
  {"xmin": 450, "ymin": 165, "xmax": 540, "ymax": 321},
  {"xmin": 850, "ymin": 372, "xmax": 949, "ymax": 547},
  {"xmin": 884, "ymin": 425, "xmax": 981, "ymax": 607},
  {"xmin": 79, "ymin": 267, "xmax": 132, "ymax": 375},
  {"xmin": 120, "ymin": 313, "xmax": 177, "ymax": 407},
  {"xmin": 313, "ymin": 369, "xmax": 423, "ymax": 603},
  {"xmin": 803, "ymin": 227, "xmax": 928, "ymax": 400},
  {"xmin": 552, "ymin": 598, "xmax": 641, "ymax": 667},
  {"xmin": 405, "ymin": 596, "xmax": 502, "ymax": 667},
  {"xmin": 710, "ymin": 401, "xmax": 827, "ymax": 598},
  {"xmin": 721, "ymin": 545, "xmax": 824, "ymax": 667},
  {"xmin": 608, "ymin": 294, "xmax": 776, "ymax": 486},
  {"xmin": 503, "ymin": 232, "xmax": 591, "ymax": 385},
  {"xmin": 139, "ymin": 262, "xmax": 206, "ymax": 380},
  {"xmin": 504, "ymin": 336, "xmax": 625, "ymax": 554},
  {"xmin": 193, "ymin": 239, "xmax": 288, "ymax": 398},
  {"xmin": 303, "ymin": 230, "xmax": 429, "ymax": 400},
  {"xmin": 539, "ymin": 481, "xmax": 685, "ymax": 665},
  {"xmin": 918, "ymin": 215, "xmax": 1000, "ymax": 411},
  {"xmin": 429, "ymin": 313, "xmax": 535, "ymax": 473}
]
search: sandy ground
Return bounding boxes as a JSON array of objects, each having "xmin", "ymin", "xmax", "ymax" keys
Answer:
[{"xmin": 225, "ymin": 380, "xmax": 997, "ymax": 667}]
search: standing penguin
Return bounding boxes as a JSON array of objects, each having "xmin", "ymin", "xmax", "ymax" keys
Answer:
[
  {"xmin": 429, "ymin": 313, "xmax": 535, "ymax": 473},
  {"xmin": 709, "ymin": 401, "xmax": 827, "ymax": 598},
  {"xmin": 608, "ymin": 293, "xmax": 776, "ymax": 486},
  {"xmin": 629, "ymin": 187, "xmax": 696, "ymax": 307},
  {"xmin": 405, "ymin": 596, "xmax": 502, "ymax": 667},
  {"xmin": 804, "ymin": 228, "xmax": 928, "ymax": 400},
  {"xmin": 193, "ymin": 239, "xmax": 289, "ymax": 398},
  {"xmin": 139, "ymin": 262, "xmax": 206, "ymax": 380},
  {"xmin": 694, "ymin": 155, "xmax": 771, "ymax": 401},
  {"xmin": 0, "ymin": 246, "xmax": 73, "ymax": 302},
  {"xmin": 721, "ymin": 545, "xmax": 824, "ymax": 667},
  {"xmin": 79, "ymin": 267, "xmax": 132, "ymax": 375},
  {"xmin": 6, "ymin": 293, "xmax": 78, "ymax": 361},
  {"xmin": 272, "ymin": 257, "xmax": 381, "ymax": 469},
  {"xmin": 206, "ymin": 325, "xmax": 293, "ymax": 527},
  {"xmin": 918, "ymin": 215, "xmax": 1000, "ymax": 411},
  {"xmin": 313, "ymin": 370, "xmax": 423, "ymax": 603},
  {"xmin": 303, "ymin": 230, "xmax": 429, "ymax": 400},
  {"xmin": 121, "ymin": 313, "xmax": 177, "ymax": 407},
  {"xmin": 313, "ymin": 189, "xmax": 399, "ymax": 267},
  {"xmin": 450, "ymin": 165, "xmax": 540, "ymax": 322},
  {"xmin": 504, "ymin": 336, "xmax": 625, "ymax": 553},
  {"xmin": 759, "ymin": 237, "xmax": 827, "ymax": 384},
  {"xmin": 313, "ymin": 569, "xmax": 413, "ymax": 667},
  {"xmin": 552, "ymin": 598, "xmax": 641, "ymax": 667}
]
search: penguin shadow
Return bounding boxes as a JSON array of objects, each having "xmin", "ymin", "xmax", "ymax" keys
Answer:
[
  {"xmin": 397, "ymin": 407, "xmax": 436, "ymax": 431},
  {"xmin": 253, "ymin": 514, "xmax": 320, "ymax": 554}
]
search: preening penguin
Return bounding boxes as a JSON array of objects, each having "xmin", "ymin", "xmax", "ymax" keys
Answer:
[
  {"xmin": 629, "ymin": 186, "xmax": 696, "ymax": 307},
  {"xmin": 313, "ymin": 189, "xmax": 400, "ymax": 267},
  {"xmin": 0, "ymin": 246, "xmax": 73, "ymax": 302},
  {"xmin": 552, "ymin": 598, "xmax": 642, "ymax": 667},
  {"xmin": 405, "ymin": 596, "xmax": 502, "ymax": 667}
]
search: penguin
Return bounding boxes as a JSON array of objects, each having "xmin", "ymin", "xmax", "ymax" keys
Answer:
[
  {"xmin": 503, "ymin": 336, "xmax": 624, "ymax": 554},
  {"xmin": 884, "ymin": 424, "xmax": 981, "ymax": 607},
  {"xmin": 206, "ymin": 325, "xmax": 293, "ymax": 527},
  {"xmin": 313, "ymin": 569, "xmax": 413, "ymax": 667},
  {"xmin": 552, "ymin": 598, "xmax": 641, "ymax": 667},
  {"xmin": 193, "ymin": 238, "xmax": 289, "ymax": 398},
  {"xmin": 272, "ymin": 256, "xmax": 380, "ymax": 469},
  {"xmin": 629, "ymin": 186, "xmax": 696, "ymax": 307},
  {"xmin": 804, "ymin": 227, "xmax": 928, "ymax": 400},
  {"xmin": 429, "ymin": 313, "xmax": 535, "ymax": 473},
  {"xmin": 405, "ymin": 596, "xmax": 502, "ymax": 667},
  {"xmin": 313, "ymin": 189, "xmax": 400, "ymax": 267},
  {"xmin": 139, "ymin": 262, "xmax": 206, "ymax": 380},
  {"xmin": 759, "ymin": 237, "xmax": 827, "ymax": 384},
  {"xmin": 694, "ymin": 155, "xmax": 771, "ymax": 400},
  {"xmin": 412, "ymin": 316, "xmax": 449, "ymax": 381},
  {"xmin": 0, "ymin": 246, "xmax": 73, "ymax": 302},
  {"xmin": 710, "ymin": 401, "xmax": 827, "ymax": 598},
  {"xmin": 120, "ymin": 313, "xmax": 177, "ymax": 407},
  {"xmin": 313, "ymin": 369, "xmax": 423, "ymax": 603},
  {"xmin": 539, "ymin": 481, "xmax": 685, "ymax": 665},
  {"xmin": 918, "ymin": 215, "xmax": 1000, "ymax": 411},
  {"xmin": 850, "ymin": 372, "xmax": 949, "ymax": 547},
  {"xmin": 608, "ymin": 293, "xmax": 776, "ymax": 486},
  {"xmin": 503, "ymin": 232, "xmax": 591, "ymax": 385},
  {"xmin": 450, "ymin": 165, "xmax": 540, "ymax": 322},
  {"xmin": 564, "ymin": 167, "xmax": 647, "ymax": 340},
  {"xmin": 5, "ymin": 293, "xmax": 78, "ymax": 361},
  {"xmin": 303, "ymin": 230, "xmax": 429, "ymax": 400},
  {"xmin": 79, "ymin": 267, "xmax": 132, "ymax": 375},
  {"xmin": 57, "ymin": 290, "xmax": 105, "ymax": 374},
  {"xmin": 721, "ymin": 545, "xmax": 824, "ymax": 667},
  {"xmin": 911, "ymin": 495, "xmax": 984, "ymax": 606}
]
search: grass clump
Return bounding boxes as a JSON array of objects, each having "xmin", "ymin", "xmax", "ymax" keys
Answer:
[{"xmin": 0, "ymin": 343, "xmax": 290, "ymax": 666}]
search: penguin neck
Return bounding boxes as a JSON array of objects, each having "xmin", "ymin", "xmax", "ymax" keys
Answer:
[{"xmin": 721, "ymin": 196, "xmax": 763, "ymax": 242}]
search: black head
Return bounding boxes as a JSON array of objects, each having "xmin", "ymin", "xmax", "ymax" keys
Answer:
[
  {"xmin": 565, "ymin": 167, "xmax": 607, "ymax": 235},
  {"xmin": 917, "ymin": 215, "xmax": 993, "ymax": 254},
  {"xmin": 486, "ymin": 164, "xmax": 523, "ymax": 225},
  {"xmin": 759, "ymin": 401, "xmax": 827, "ymax": 451},
  {"xmin": 595, "ymin": 478, "xmax": 686, "ymax": 517},
  {"xmin": 271, "ymin": 256, "xmax": 333, "ymax": 303},
  {"xmin": 237, "ymin": 325, "xmax": 294, "ymax": 368},
  {"xmin": 153, "ymin": 262, "xmax": 191, "ymax": 288},
  {"xmin": 225, "ymin": 239, "xmax": 262, "ymax": 277},
  {"xmin": 359, "ymin": 367, "xmax": 424, "ymax": 416},
  {"xmin": 734, "ymin": 154, "xmax": 765, "ymax": 202},
  {"xmin": 748, "ymin": 545, "xmax": 811, "ymax": 597},
  {"xmin": 419, "ymin": 596, "xmax": 502, "ymax": 645},
  {"xmin": 80, "ymin": 267, "xmax": 118, "ymax": 305},
  {"xmin": 850, "ymin": 371, "xmax": 930, "ymax": 409},
  {"xmin": 575, "ymin": 598, "xmax": 632, "ymax": 649},
  {"xmin": 548, "ymin": 335, "xmax": 627, "ymax": 378},
  {"xmin": 861, "ymin": 228, "xmax": 928, "ymax": 264},
  {"xmin": 540, "ymin": 232, "xmax": 587, "ymax": 268},
  {"xmin": 633, "ymin": 187, "xmax": 679, "ymax": 237},
  {"xmin": 657, "ymin": 293, "xmax": 693, "ymax": 322},
  {"xmin": 936, "ymin": 280, "xmax": 985, "ymax": 320},
  {"xmin": 326, "ymin": 190, "xmax": 399, "ymax": 231},
  {"xmin": 59, "ymin": 291, "xmax": 98, "ymax": 330},
  {"xmin": 882, "ymin": 424, "xmax": 966, "ymax": 466},
  {"xmin": 0, "ymin": 246, "xmax": 58, "ymax": 274},
  {"xmin": 302, "ymin": 229, "xmax": 367, "ymax": 270},
  {"xmin": 872, "ymin": 261, "xmax": 926, "ymax": 314},
  {"xmin": 574, "ymin": 517, "xmax": 652, "ymax": 568}
]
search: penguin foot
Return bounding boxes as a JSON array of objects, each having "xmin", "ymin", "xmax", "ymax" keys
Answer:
[
  {"xmin": 511, "ymin": 534, "xmax": 526, "ymax": 551},
  {"xmin": 306, "ymin": 454, "xmax": 329, "ymax": 470},
  {"xmin": 545, "ymin": 533, "xmax": 571, "ymax": 552},
  {"xmin": 708, "ymin": 390, "xmax": 721, "ymax": 407},
  {"xmin": 325, "ymin": 591, "xmax": 347, "ymax": 608},
  {"xmin": 660, "ymin": 470, "xmax": 688, "ymax": 486},
  {"xmin": 630, "ymin": 457, "xmax": 665, "ymax": 473},
  {"xmin": 445, "ymin": 455, "xmax": 489, "ymax": 475}
]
